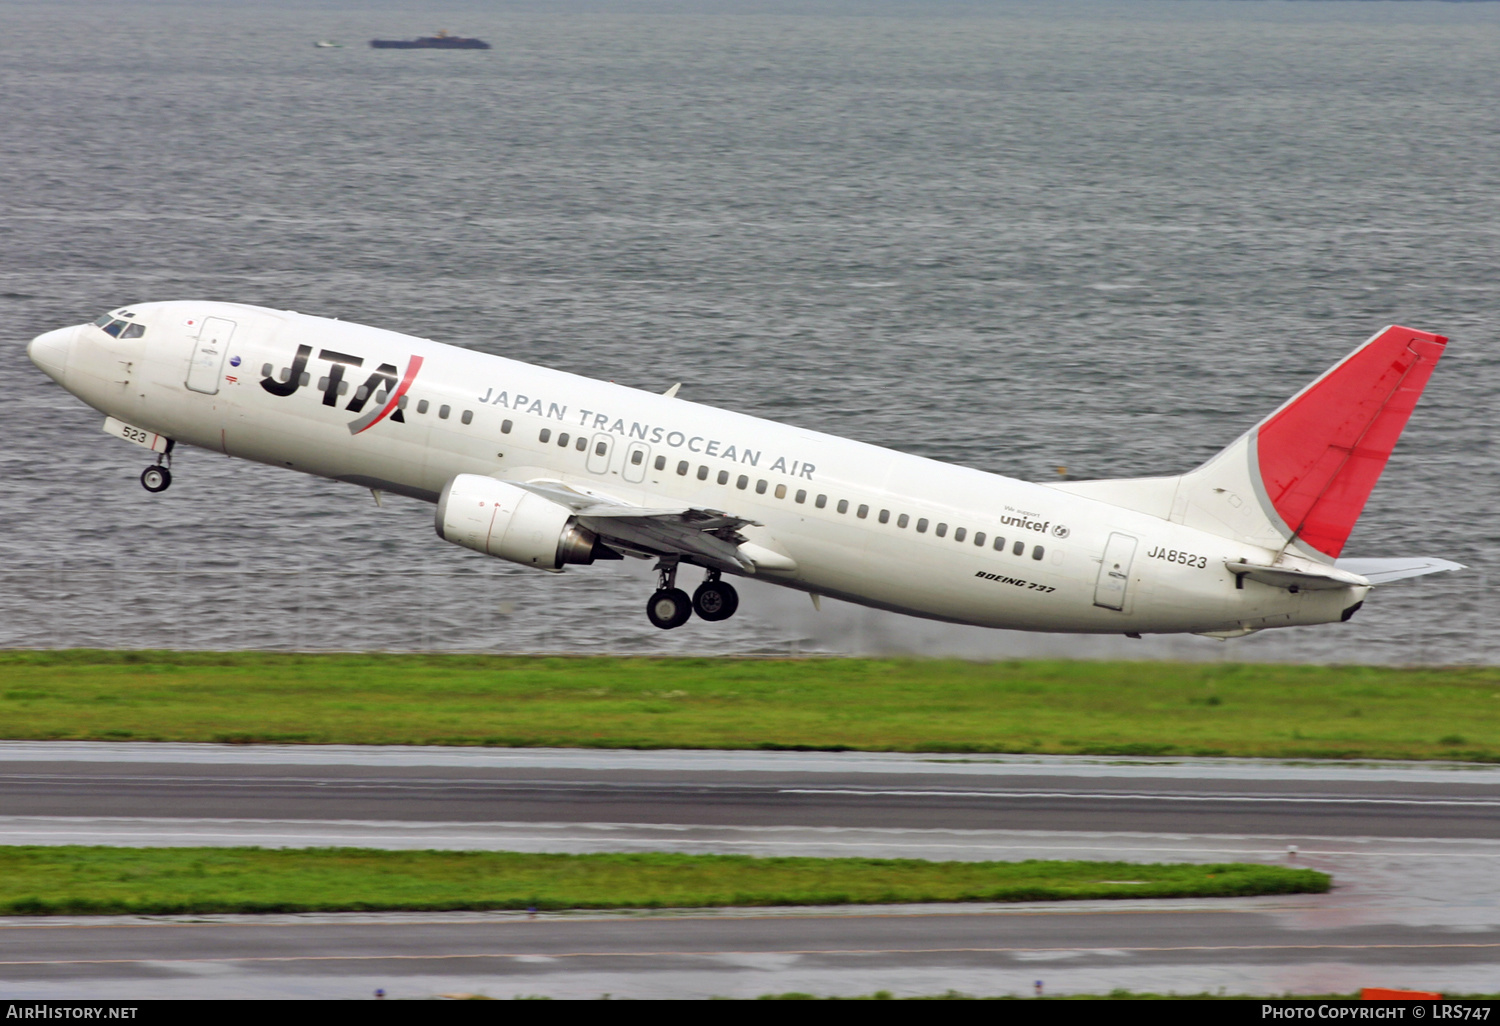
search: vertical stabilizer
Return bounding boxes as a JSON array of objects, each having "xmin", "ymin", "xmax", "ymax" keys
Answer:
[
  {"xmin": 1249, "ymin": 326, "xmax": 1447, "ymax": 558},
  {"xmin": 1052, "ymin": 326, "xmax": 1448, "ymax": 562}
]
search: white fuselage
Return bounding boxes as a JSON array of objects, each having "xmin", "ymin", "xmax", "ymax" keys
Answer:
[{"xmin": 28, "ymin": 301, "xmax": 1367, "ymax": 635}]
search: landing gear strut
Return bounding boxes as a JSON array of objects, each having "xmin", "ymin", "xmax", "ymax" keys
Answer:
[
  {"xmin": 140, "ymin": 453, "xmax": 172, "ymax": 494},
  {"xmin": 646, "ymin": 561, "xmax": 692, "ymax": 630},
  {"xmin": 647, "ymin": 564, "xmax": 741, "ymax": 629},
  {"xmin": 693, "ymin": 571, "xmax": 739, "ymax": 622}
]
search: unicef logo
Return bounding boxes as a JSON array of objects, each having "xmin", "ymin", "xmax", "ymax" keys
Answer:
[{"xmin": 1052, "ymin": 524, "xmax": 1070, "ymax": 539}]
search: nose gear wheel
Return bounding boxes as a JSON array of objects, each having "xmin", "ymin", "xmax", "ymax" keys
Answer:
[{"xmin": 140, "ymin": 466, "xmax": 171, "ymax": 493}]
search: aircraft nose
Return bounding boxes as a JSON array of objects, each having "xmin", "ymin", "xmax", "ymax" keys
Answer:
[{"xmin": 28, "ymin": 326, "xmax": 74, "ymax": 384}]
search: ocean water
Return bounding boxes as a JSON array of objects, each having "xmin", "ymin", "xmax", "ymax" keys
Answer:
[{"xmin": 1, "ymin": 0, "xmax": 1495, "ymax": 662}]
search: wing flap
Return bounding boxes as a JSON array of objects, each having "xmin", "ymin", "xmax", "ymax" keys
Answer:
[
  {"xmin": 505, "ymin": 477, "xmax": 773, "ymax": 571},
  {"xmin": 575, "ymin": 513, "xmax": 755, "ymax": 571}
]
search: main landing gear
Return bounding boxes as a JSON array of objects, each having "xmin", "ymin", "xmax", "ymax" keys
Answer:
[
  {"xmin": 646, "ymin": 563, "xmax": 739, "ymax": 630},
  {"xmin": 693, "ymin": 570, "xmax": 739, "ymax": 622}
]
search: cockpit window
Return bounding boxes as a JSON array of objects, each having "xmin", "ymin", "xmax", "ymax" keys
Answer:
[{"xmin": 96, "ymin": 317, "xmax": 145, "ymax": 339}]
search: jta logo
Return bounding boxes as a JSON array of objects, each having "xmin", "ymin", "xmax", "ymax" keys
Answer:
[{"xmin": 260, "ymin": 347, "xmax": 423, "ymax": 435}]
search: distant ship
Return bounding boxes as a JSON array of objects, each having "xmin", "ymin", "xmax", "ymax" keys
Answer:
[
  {"xmin": 312, "ymin": 41, "xmax": 342, "ymax": 49},
  {"xmin": 369, "ymin": 30, "xmax": 490, "ymax": 50}
]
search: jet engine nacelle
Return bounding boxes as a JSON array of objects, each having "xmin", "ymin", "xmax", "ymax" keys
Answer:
[{"xmin": 435, "ymin": 474, "xmax": 604, "ymax": 570}]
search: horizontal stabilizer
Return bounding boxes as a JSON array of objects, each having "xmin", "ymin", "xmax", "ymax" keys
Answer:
[
  {"xmin": 1225, "ymin": 560, "xmax": 1370, "ymax": 592},
  {"xmin": 1333, "ymin": 556, "xmax": 1466, "ymax": 585}
]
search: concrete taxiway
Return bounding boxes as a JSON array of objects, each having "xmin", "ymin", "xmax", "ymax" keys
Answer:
[{"xmin": 1, "ymin": 743, "xmax": 1497, "ymax": 998}]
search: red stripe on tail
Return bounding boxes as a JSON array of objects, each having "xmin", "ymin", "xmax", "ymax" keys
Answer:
[{"xmin": 1255, "ymin": 326, "xmax": 1447, "ymax": 559}]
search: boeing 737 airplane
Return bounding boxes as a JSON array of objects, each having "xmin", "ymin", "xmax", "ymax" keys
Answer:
[{"xmin": 28, "ymin": 304, "xmax": 1462, "ymax": 637}]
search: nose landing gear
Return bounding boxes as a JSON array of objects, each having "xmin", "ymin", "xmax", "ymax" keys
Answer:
[
  {"xmin": 647, "ymin": 563, "xmax": 741, "ymax": 629},
  {"xmin": 140, "ymin": 456, "xmax": 172, "ymax": 494},
  {"xmin": 140, "ymin": 445, "xmax": 174, "ymax": 493}
]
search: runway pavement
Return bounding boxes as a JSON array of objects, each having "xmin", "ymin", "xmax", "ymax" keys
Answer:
[{"xmin": 1, "ymin": 742, "xmax": 1498, "ymax": 998}]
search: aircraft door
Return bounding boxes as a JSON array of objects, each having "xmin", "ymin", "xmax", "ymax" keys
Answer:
[
  {"xmin": 185, "ymin": 317, "xmax": 236, "ymax": 395},
  {"xmin": 587, "ymin": 432, "xmax": 614, "ymax": 475},
  {"xmin": 622, "ymin": 441, "xmax": 649, "ymax": 483},
  {"xmin": 1093, "ymin": 532, "xmax": 1138, "ymax": 611}
]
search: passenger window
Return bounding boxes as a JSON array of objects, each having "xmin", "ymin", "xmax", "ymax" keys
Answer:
[
  {"xmin": 397, "ymin": 395, "xmax": 408, "ymax": 410},
  {"xmin": 815, "ymin": 494, "xmax": 827, "ymax": 509},
  {"xmin": 461, "ymin": 410, "xmax": 473, "ymax": 425},
  {"xmin": 318, "ymin": 376, "xmax": 330, "ymax": 391},
  {"xmin": 558, "ymin": 432, "xmax": 570, "ymax": 447},
  {"xmin": 261, "ymin": 363, "xmax": 273, "ymax": 378},
  {"xmin": 935, "ymin": 523, "xmax": 948, "ymax": 538},
  {"xmin": 538, "ymin": 427, "xmax": 549, "ymax": 441},
  {"xmin": 837, "ymin": 499, "xmax": 849, "ymax": 514},
  {"xmin": 756, "ymin": 479, "xmax": 768, "ymax": 494},
  {"xmin": 355, "ymin": 385, "xmax": 370, "ymax": 401},
  {"xmin": 856, "ymin": 504, "xmax": 868, "ymax": 519},
  {"xmin": 974, "ymin": 531, "xmax": 985, "ymax": 547},
  {"xmin": 795, "ymin": 489, "xmax": 807, "ymax": 504},
  {"xmin": 338, "ymin": 381, "xmax": 349, "ymax": 396},
  {"xmin": 878, "ymin": 509, "xmax": 890, "ymax": 524},
  {"xmin": 576, "ymin": 436, "xmax": 587, "ymax": 451},
  {"xmin": 916, "ymin": 518, "xmax": 928, "ymax": 533},
  {"xmin": 993, "ymin": 536, "xmax": 1005, "ymax": 551},
  {"xmin": 631, "ymin": 449, "xmax": 644, "ymax": 465},
  {"xmin": 698, "ymin": 466, "xmax": 709, "ymax": 481},
  {"xmin": 300, "ymin": 372, "xmax": 311, "ymax": 387},
  {"xmin": 1033, "ymin": 545, "xmax": 1045, "ymax": 560},
  {"xmin": 775, "ymin": 483, "xmax": 786, "ymax": 499},
  {"xmin": 954, "ymin": 527, "xmax": 966, "ymax": 542},
  {"xmin": 718, "ymin": 470, "xmax": 729, "ymax": 485},
  {"xmin": 677, "ymin": 460, "xmax": 690, "ymax": 476},
  {"xmin": 897, "ymin": 514, "xmax": 909, "ymax": 529},
  {"xmin": 655, "ymin": 455, "xmax": 666, "ymax": 471},
  {"xmin": 435, "ymin": 403, "xmax": 448, "ymax": 418},
  {"xmin": 501, "ymin": 418, "xmax": 511, "ymax": 433},
  {"xmin": 737, "ymin": 475, "xmax": 749, "ymax": 490},
  {"xmin": 418, "ymin": 400, "xmax": 430, "ymax": 414},
  {"xmin": 595, "ymin": 441, "xmax": 607, "ymax": 456},
  {"xmin": 374, "ymin": 390, "xmax": 388, "ymax": 405},
  {"xmin": 121, "ymin": 323, "xmax": 146, "ymax": 339},
  {"xmin": 1013, "ymin": 541, "xmax": 1025, "ymax": 556}
]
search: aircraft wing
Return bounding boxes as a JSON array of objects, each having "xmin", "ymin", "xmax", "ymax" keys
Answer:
[
  {"xmin": 508, "ymin": 478, "xmax": 769, "ymax": 572},
  {"xmin": 1333, "ymin": 557, "xmax": 1467, "ymax": 585}
]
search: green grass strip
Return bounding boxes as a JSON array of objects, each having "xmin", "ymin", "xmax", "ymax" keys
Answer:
[
  {"xmin": 2, "ymin": 651, "xmax": 1498, "ymax": 761},
  {"xmin": 0, "ymin": 847, "xmax": 1328, "ymax": 916}
]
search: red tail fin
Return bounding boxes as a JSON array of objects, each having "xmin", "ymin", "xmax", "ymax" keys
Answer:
[{"xmin": 1254, "ymin": 326, "xmax": 1447, "ymax": 559}]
